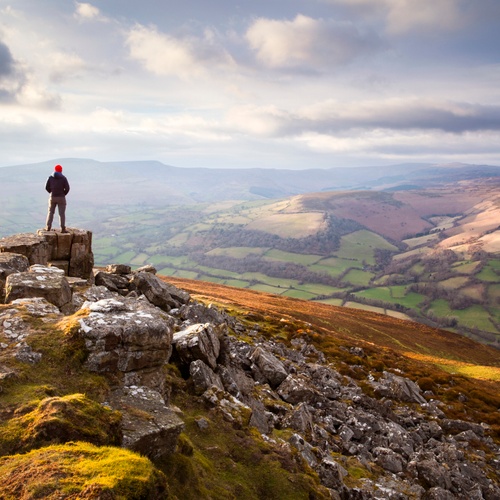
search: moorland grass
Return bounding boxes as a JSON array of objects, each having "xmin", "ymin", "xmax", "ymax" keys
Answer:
[{"xmin": 0, "ymin": 442, "xmax": 167, "ymax": 499}]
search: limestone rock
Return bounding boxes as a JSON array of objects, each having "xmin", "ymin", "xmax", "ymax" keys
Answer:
[
  {"xmin": 189, "ymin": 359, "xmax": 224, "ymax": 395},
  {"xmin": 130, "ymin": 272, "xmax": 189, "ymax": 311},
  {"xmin": 12, "ymin": 394, "xmax": 122, "ymax": 453},
  {"xmin": 249, "ymin": 346, "xmax": 288, "ymax": 389},
  {"xmin": 289, "ymin": 433, "xmax": 321, "ymax": 469},
  {"xmin": 371, "ymin": 370, "xmax": 427, "ymax": 404},
  {"xmin": 94, "ymin": 271, "xmax": 130, "ymax": 294},
  {"xmin": 173, "ymin": 322, "xmax": 221, "ymax": 370},
  {"xmin": 373, "ymin": 446, "xmax": 406, "ymax": 474},
  {"xmin": 202, "ymin": 386, "xmax": 252, "ymax": 428},
  {"xmin": 1, "ymin": 253, "xmax": 30, "ymax": 302},
  {"xmin": 277, "ymin": 374, "xmax": 320, "ymax": 404},
  {"xmin": 0, "ymin": 229, "xmax": 93, "ymax": 279},
  {"xmin": 11, "ymin": 297, "xmax": 61, "ymax": 317},
  {"xmin": 318, "ymin": 457, "xmax": 348, "ymax": 490},
  {"xmin": 5, "ymin": 264, "xmax": 72, "ymax": 308},
  {"xmin": 68, "ymin": 229, "xmax": 94, "ymax": 279},
  {"xmin": 77, "ymin": 297, "xmax": 174, "ymax": 392},
  {"xmin": 106, "ymin": 264, "xmax": 131, "ymax": 275},
  {"xmin": 135, "ymin": 264, "xmax": 157, "ymax": 274},
  {"xmin": 108, "ymin": 386, "xmax": 184, "ymax": 460},
  {"xmin": 0, "ymin": 233, "xmax": 50, "ymax": 266},
  {"xmin": 0, "ymin": 252, "xmax": 30, "ymax": 279}
]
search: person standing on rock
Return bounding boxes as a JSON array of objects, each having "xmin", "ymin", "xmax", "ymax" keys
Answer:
[{"xmin": 44, "ymin": 164, "xmax": 70, "ymax": 233}]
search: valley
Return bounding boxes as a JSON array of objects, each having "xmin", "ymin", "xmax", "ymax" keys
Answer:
[
  {"xmin": 88, "ymin": 179, "xmax": 500, "ymax": 348},
  {"xmin": 2, "ymin": 160, "xmax": 500, "ymax": 348}
]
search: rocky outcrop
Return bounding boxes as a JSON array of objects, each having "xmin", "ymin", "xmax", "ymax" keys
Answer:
[
  {"xmin": 0, "ymin": 252, "xmax": 30, "ymax": 301},
  {"xmin": 77, "ymin": 295, "xmax": 174, "ymax": 393},
  {"xmin": 0, "ymin": 228, "xmax": 93, "ymax": 279},
  {"xmin": 5, "ymin": 264, "xmax": 72, "ymax": 309},
  {"xmin": 168, "ymin": 301, "xmax": 500, "ymax": 499},
  {"xmin": 1, "ymin": 237, "xmax": 499, "ymax": 498}
]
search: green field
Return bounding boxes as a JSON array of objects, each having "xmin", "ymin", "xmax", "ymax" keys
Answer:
[
  {"xmin": 336, "ymin": 230, "xmax": 398, "ymax": 265},
  {"xmin": 207, "ymin": 247, "xmax": 268, "ymax": 258},
  {"xmin": 343, "ymin": 269, "xmax": 375, "ymax": 286},
  {"xmin": 429, "ymin": 300, "xmax": 497, "ymax": 332},
  {"xmin": 263, "ymin": 249, "xmax": 323, "ymax": 265},
  {"xmin": 354, "ymin": 286, "xmax": 426, "ymax": 309},
  {"xmin": 85, "ymin": 200, "xmax": 500, "ymax": 346},
  {"xmin": 476, "ymin": 265, "xmax": 500, "ymax": 282}
]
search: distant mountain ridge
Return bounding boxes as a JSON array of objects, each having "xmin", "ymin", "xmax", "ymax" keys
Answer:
[{"xmin": 2, "ymin": 158, "xmax": 500, "ymax": 209}]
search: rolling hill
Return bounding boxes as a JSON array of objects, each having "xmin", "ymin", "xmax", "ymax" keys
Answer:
[{"xmin": 2, "ymin": 159, "xmax": 500, "ymax": 346}]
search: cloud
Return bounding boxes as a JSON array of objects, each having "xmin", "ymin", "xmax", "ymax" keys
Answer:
[
  {"xmin": 125, "ymin": 24, "xmax": 235, "ymax": 79},
  {"xmin": 0, "ymin": 40, "xmax": 15, "ymax": 78},
  {"xmin": 297, "ymin": 129, "xmax": 500, "ymax": 164},
  {"xmin": 226, "ymin": 98, "xmax": 500, "ymax": 139},
  {"xmin": 0, "ymin": 39, "xmax": 22, "ymax": 103},
  {"xmin": 325, "ymin": 0, "xmax": 464, "ymax": 34},
  {"xmin": 306, "ymin": 99, "xmax": 500, "ymax": 133},
  {"xmin": 48, "ymin": 51, "xmax": 87, "ymax": 82},
  {"xmin": 246, "ymin": 14, "xmax": 381, "ymax": 71},
  {"xmin": 74, "ymin": 2, "xmax": 104, "ymax": 22}
]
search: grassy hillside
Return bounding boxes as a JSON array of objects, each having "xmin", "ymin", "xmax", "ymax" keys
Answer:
[
  {"xmin": 87, "ymin": 179, "xmax": 500, "ymax": 347},
  {"xmin": 1, "ymin": 275, "xmax": 499, "ymax": 498}
]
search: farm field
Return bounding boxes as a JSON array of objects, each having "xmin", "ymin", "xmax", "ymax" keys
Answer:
[{"xmin": 85, "ymin": 184, "xmax": 500, "ymax": 348}]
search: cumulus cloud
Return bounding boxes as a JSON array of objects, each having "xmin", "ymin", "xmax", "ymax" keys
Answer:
[
  {"xmin": 326, "ymin": 0, "xmax": 464, "ymax": 33},
  {"xmin": 246, "ymin": 14, "xmax": 381, "ymax": 71},
  {"xmin": 74, "ymin": 2, "xmax": 103, "ymax": 22},
  {"xmin": 125, "ymin": 24, "xmax": 235, "ymax": 79}
]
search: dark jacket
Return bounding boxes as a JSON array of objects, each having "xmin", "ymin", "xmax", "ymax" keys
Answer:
[{"xmin": 45, "ymin": 172, "xmax": 70, "ymax": 198}]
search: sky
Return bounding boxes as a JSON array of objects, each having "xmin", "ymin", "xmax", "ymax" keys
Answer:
[{"xmin": 1, "ymin": 0, "xmax": 500, "ymax": 169}]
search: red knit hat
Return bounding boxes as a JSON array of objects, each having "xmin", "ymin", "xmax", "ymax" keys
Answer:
[{"xmin": 54, "ymin": 164, "xmax": 63, "ymax": 172}]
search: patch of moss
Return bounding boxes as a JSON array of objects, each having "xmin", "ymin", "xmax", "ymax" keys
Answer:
[
  {"xmin": 0, "ymin": 314, "xmax": 108, "ymax": 413},
  {"xmin": 0, "ymin": 393, "xmax": 121, "ymax": 456},
  {"xmin": 0, "ymin": 442, "xmax": 167, "ymax": 499}
]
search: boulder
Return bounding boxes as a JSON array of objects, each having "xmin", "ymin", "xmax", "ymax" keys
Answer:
[
  {"xmin": 108, "ymin": 386, "xmax": 184, "ymax": 460},
  {"xmin": 106, "ymin": 264, "xmax": 132, "ymax": 275},
  {"xmin": 189, "ymin": 359, "xmax": 224, "ymax": 395},
  {"xmin": 94, "ymin": 271, "xmax": 130, "ymax": 294},
  {"xmin": 414, "ymin": 459, "xmax": 452, "ymax": 490},
  {"xmin": 77, "ymin": 297, "xmax": 174, "ymax": 392},
  {"xmin": 11, "ymin": 297, "xmax": 61, "ymax": 317},
  {"xmin": 249, "ymin": 346, "xmax": 288, "ymax": 389},
  {"xmin": 371, "ymin": 371, "xmax": 427, "ymax": 404},
  {"xmin": 130, "ymin": 272, "xmax": 189, "ymax": 311},
  {"xmin": 0, "ymin": 233, "xmax": 50, "ymax": 266},
  {"xmin": 318, "ymin": 457, "xmax": 348, "ymax": 490},
  {"xmin": 173, "ymin": 322, "xmax": 221, "ymax": 369},
  {"xmin": 277, "ymin": 374, "xmax": 320, "ymax": 404},
  {"xmin": 289, "ymin": 433, "xmax": 321, "ymax": 469},
  {"xmin": 9, "ymin": 394, "xmax": 122, "ymax": 453},
  {"xmin": 0, "ymin": 252, "xmax": 30, "ymax": 301},
  {"xmin": 0, "ymin": 252, "xmax": 30, "ymax": 278},
  {"xmin": 5, "ymin": 265, "xmax": 72, "ymax": 308},
  {"xmin": 135, "ymin": 264, "xmax": 157, "ymax": 274},
  {"xmin": 373, "ymin": 447, "xmax": 406, "ymax": 474}
]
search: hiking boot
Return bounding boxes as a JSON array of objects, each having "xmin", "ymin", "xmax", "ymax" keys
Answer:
[
  {"xmin": 44, "ymin": 227, "xmax": 51, "ymax": 231},
  {"xmin": 61, "ymin": 227, "xmax": 68, "ymax": 233}
]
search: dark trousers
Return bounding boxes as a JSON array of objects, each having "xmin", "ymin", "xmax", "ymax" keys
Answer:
[{"xmin": 46, "ymin": 196, "xmax": 66, "ymax": 229}]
